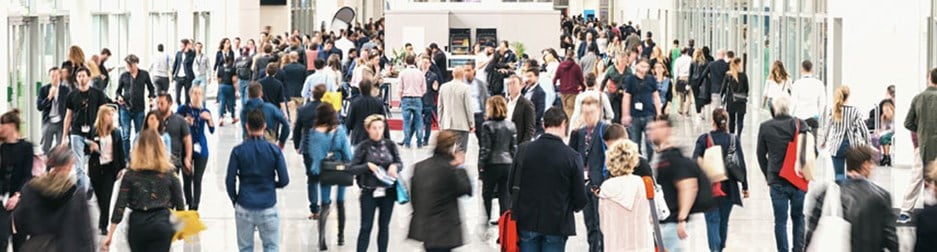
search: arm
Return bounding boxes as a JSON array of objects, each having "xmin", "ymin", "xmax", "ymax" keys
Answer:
[
  {"xmin": 225, "ymin": 151, "xmax": 239, "ymax": 205},
  {"xmin": 757, "ymin": 127, "xmax": 769, "ymax": 178},
  {"xmin": 675, "ymin": 177, "xmax": 698, "ymax": 222},
  {"xmin": 804, "ymin": 185, "xmax": 826, "ymax": 247},
  {"xmin": 110, "ymin": 173, "xmax": 131, "ymax": 224},
  {"xmin": 737, "ymin": 136, "xmax": 749, "ymax": 190},
  {"xmin": 692, "ymin": 135, "xmax": 706, "ymax": 159},
  {"xmin": 602, "ymin": 93, "xmax": 615, "ymax": 121},
  {"xmin": 274, "ymin": 149, "xmax": 290, "ymax": 188},
  {"xmin": 10, "ymin": 146, "xmax": 35, "ymax": 195},
  {"xmin": 881, "ymin": 193, "xmax": 899, "ymax": 251},
  {"xmin": 522, "ymin": 101, "xmax": 536, "ymax": 141},
  {"xmin": 276, "ymin": 109, "xmax": 291, "ymax": 145},
  {"xmin": 37, "ymin": 86, "xmax": 52, "ymax": 111},
  {"xmin": 347, "ymin": 143, "xmax": 372, "ymax": 175},
  {"xmin": 462, "ymin": 90, "xmax": 475, "ymax": 131},
  {"xmin": 301, "ymin": 76, "xmax": 312, "ymax": 100},
  {"xmin": 170, "ymin": 174, "xmax": 185, "ymax": 210},
  {"xmin": 452, "ymin": 168, "xmax": 473, "ymax": 197},
  {"xmin": 904, "ymin": 97, "xmax": 918, "ymax": 131},
  {"xmin": 478, "ymin": 124, "xmax": 492, "ymax": 170},
  {"xmin": 653, "ymin": 91, "xmax": 662, "ymax": 116},
  {"xmin": 61, "ymin": 109, "xmax": 72, "ymax": 143},
  {"xmin": 293, "ymin": 109, "xmax": 305, "ymax": 150}
]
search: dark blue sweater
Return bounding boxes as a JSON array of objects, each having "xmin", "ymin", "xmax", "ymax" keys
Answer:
[{"xmin": 225, "ymin": 138, "xmax": 290, "ymax": 210}]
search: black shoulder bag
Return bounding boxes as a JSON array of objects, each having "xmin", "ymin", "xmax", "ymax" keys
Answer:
[{"xmin": 319, "ymin": 130, "xmax": 354, "ymax": 186}]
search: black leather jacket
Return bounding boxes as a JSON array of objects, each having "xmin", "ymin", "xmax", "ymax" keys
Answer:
[
  {"xmin": 479, "ymin": 119, "xmax": 517, "ymax": 168},
  {"xmin": 805, "ymin": 179, "xmax": 898, "ymax": 252}
]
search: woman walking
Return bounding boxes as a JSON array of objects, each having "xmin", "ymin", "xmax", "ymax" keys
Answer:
[
  {"xmin": 176, "ymin": 86, "xmax": 215, "ymax": 210},
  {"xmin": 349, "ymin": 115, "xmax": 402, "ymax": 252},
  {"xmin": 687, "ymin": 49, "xmax": 709, "ymax": 116},
  {"xmin": 692, "ymin": 109, "xmax": 749, "ymax": 252},
  {"xmin": 214, "ymin": 38, "xmax": 234, "ymax": 75},
  {"xmin": 88, "ymin": 105, "xmax": 125, "ymax": 235},
  {"xmin": 408, "ymin": 130, "xmax": 472, "ymax": 252},
  {"xmin": 762, "ymin": 60, "xmax": 791, "ymax": 115},
  {"xmin": 217, "ymin": 57, "xmax": 239, "ymax": 126},
  {"xmin": 305, "ymin": 104, "xmax": 353, "ymax": 250},
  {"xmin": 597, "ymin": 140, "xmax": 654, "ymax": 251},
  {"xmin": 0, "ymin": 110, "xmax": 35, "ymax": 251},
  {"xmin": 822, "ymin": 85, "xmax": 870, "ymax": 182},
  {"xmin": 479, "ymin": 96, "xmax": 516, "ymax": 224},
  {"xmin": 654, "ymin": 61, "xmax": 673, "ymax": 115},
  {"xmin": 103, "ymin": 129, "xmax": 185, "ymax": 252},
  {"xmin": 721, "ymin": 58, "xmax": 749, "ymax": 135}
]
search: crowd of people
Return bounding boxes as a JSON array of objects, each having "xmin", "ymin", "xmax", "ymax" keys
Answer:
[{"xmin": 0, "ymin": 11, "xmax": 933, "ymax": 252}]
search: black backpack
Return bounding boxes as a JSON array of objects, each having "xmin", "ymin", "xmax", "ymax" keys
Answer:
[{"xmin": 235, "ymin": 56, "xmax": 252, "ymax": 80}]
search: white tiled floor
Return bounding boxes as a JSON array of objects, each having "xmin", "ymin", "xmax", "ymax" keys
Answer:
[{"xmin": 92, "ymin": 105, "xmax": 917, "ymax": 252}]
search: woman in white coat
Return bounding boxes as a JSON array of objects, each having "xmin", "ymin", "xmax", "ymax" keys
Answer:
[{"xmin": 596, "ymin": 140, "xmax": 654, "ymax": 252}]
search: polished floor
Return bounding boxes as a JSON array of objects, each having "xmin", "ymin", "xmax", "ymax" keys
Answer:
[{"xmin": 90, "ymin": 104, "xmax": 919, "ymax": 252}]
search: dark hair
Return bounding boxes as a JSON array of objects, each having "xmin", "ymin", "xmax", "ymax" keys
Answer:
[
  {"xmin": 248, "ymin": 82, "xmax": 263, "ymax": 98},
  {"xmin": 845, "ymin": 146, "xmax": 876, "ymax": 171},
  {"xmin": 802, "ymin": 60, "xmax": 814, "ymax": 72},
  {"xmin": 584, "ymin": 72, "xmax": 597, "ymax": 87},
  {"xmin": 218, "ymin": 38, "xmax": 230, "ymax": 51},
  {"xmin": 314, "ymin": 103, "xmax": 339, "ymax": 129},
  {"xmin": 542, "ymin": 107, "xmax": 567, "ymax": 128},
  {"xmin": 46, "ymin": 145, "xmax": 74, "ymax": 168},
  {"xmin": 157, "ymin": 44, "xmax": 164, "ymax": 52},
  {"xmin": 404, "ymin": 43, "xmax": 412, "ymax": 47},
  {"xmin": 405, "ymin": 55, "xmax": 416, "ymax": 65},
  {"xmin": 603, "ymin": 124, "xmax": 628, "ymax": 142},
  {"xmin": 157, "ymin": 93, "xmax": 173, "ymax": 104},
  {"xmin": 712, "ymin": 108, "xmax": 729, "ymax": 132},
  {"xmin": 588, "ymin": 44, "xmax": 599, "ymax": 54},
  {"xmin": 673, "ymin": 39, "xmax": 679, "ymax": 45},
  {"xmin": 265, "ymin": 62, "xmax": 279, "ymax": 75},
  {"xmin": 930, "ymin": 68, "xmax": 937, "ymax": 84},
  {"xmin": 688, "ymin": 39, "xmax": 695, "ymax": 47},
  {"xmin": 263, "ymin": 44, "xmax": 273, "ymax": 54},
  {"xmin": 100, "ymin": 48, "xmax": 112, "ymax": 56},
  {"xmin": 124, "ymin": 54, "xmax": 140, "ymax": 65},
  {"xmin": 143, "ymin": 111, "xmax": 166, "ymax": 132},
  {"xmin": 314, "ymin": 58, "xmax": 325, "ymax": 69},
  {"xmin": 0, "ymin": 109, "xmax": 22, "ymax": 131},
  {"xmin": 653, "ymin": 114, "xmax": 674, "ymax": 128},
  {"xmin": 76, "ymin": 67, "xmax": 91, "ymax": 77},
  {"xmin": 246, "ymin": 109, "xmax": 266, "ymax": 131},
  {"xmin": 429, "ymin": 43, "xmax": 439, "ymax": 50},
  {"xmin": 312, "ymin": 84, "xmax": 327, "ymax": 100},
  {"xmin": 525, "ymin": 66, "xmax": 540, "ymax": 77},
  {"xmin": 181, "ymin": 39, "xmax": 191, "ymax": 46},
  {"xmin": 433, "ymin": 130, "xmax": 460, "ymax": 156},
  {"xmin": 48, "ymin": 67, "xmax": 59, "ymax": 73},
  {"xmin": 359, "ymin": 78, "xmax": 374, "ymax": 97}
]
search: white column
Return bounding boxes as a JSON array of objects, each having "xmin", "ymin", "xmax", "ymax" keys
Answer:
[
  {"xmin": 67, "ymin": 0, "xmax": 93, "ymax": 50},
  {"xmin": 177, "ymin": 0, "xmax": 195, "ymax": 41},
  {"xmin": 239, "ymin": 0, "xmax": 261, "ymax": 42},
  {"xmin": 0, "ymin": 0, "xmax": 9, "ymax": 112},
  {"xmin": 126, "ymin": 0, "xmax": 150, "ymax": 65}
]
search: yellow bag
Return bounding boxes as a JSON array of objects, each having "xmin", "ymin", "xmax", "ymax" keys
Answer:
[
  {"xmin": 322, "ymin": 91, "xmax": 343, "ymax": 111},
  {"xmin": 170, "ymin": 210, "xmax": 206, "ymax": 241}
]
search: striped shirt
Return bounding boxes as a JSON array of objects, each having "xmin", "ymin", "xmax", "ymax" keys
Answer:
[{"xmin": 822, "ymin": 105, "xmax": 871, "ymax": 149}]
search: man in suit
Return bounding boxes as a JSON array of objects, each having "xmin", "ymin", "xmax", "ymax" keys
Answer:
[
  {"xmin": 172, "ymin": 39, "xmax": 196, "ymax": 105},
  {"xmin": 280, "ymin": 52, "xmax": 308, "ymax": 122},
  {"xmin": 37, "ymin": 67, "xmax": 71, "ymax": 153},
  {"xmin": 438, "ymin": 67, "xmax": 474, "ymax": 151},
  {"xmin": 430, "ymin": 43, "xmax": 450, "ymax": 83},
  {"xmin": 707, "ymin": 49, "xmax": 729, "ymax": 110},
  {"xmin": 523, "ymin": 67, "xmax": 547, "ymax": 135},
  {"xmin": 567, "ymin": 97, "xmax": 610, "ymax": 252},
  {"xmin": 507, "ymin": 75, "xmax": 536, "ymax": 144},
  {"xmin": 510, "ymin": 107, "xmax": 587, "ymax": 251}
]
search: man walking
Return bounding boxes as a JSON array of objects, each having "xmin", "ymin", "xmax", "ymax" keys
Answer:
[
  {"xmin": 465, "ymin": 64, "xmax": 490, "ymax": 142},
  {"xmin": 622, "ymin": 59, "xmax": 662, "ymax": 160},
  {"xmin": 62, "ymin": 67, "xmax": 111, "ymax": 189},
  {"xmin": 568, "ymin": 97, "xmax": 610, "ymax": 252},
  {"xmin": 420, "ymin": 56, "xmax": 441, "ymax": 146},
  {"xmin": 397, "ymin": 55, "xmax": 427, "ymax": 148},
  {"xmin": 172, "ymin": 39, "xmax": 196, "ymax": 105},
  {"xmin": 281, "ymin": 51, "xmax": 307, "ymax": 121},
  {"xmin": 757, "ymin": 96, "xmax": 809, "ymax": 252},
  {"xmin": 157, "ymin": 94, "xmax": 193, "ymax": 175},
  {"xmin": 555, "ymin": 51, "xmax": 585, "ymax": 119},
  {"xmin": 790, "ymin": 60, "xmax": 826, "ymax": 132},
  {"xmin": 258, "ymin": 63, "xmax": 288, "ymax": 115},
  {"xmin": 242, "ymin": 83, "xmax": 291, "ymax": 148},
  {"xmin": 38, "ymin": 67, "xmax": 70, "ymax": 153},
  {"xmin": 511, "ymin": 107, "xmax": 587, "ymax": 251},
  {"xmin": 226, "ymin": 109, "xmax": 290, "ymax": 252},
  {"xmin": 507, "ymin": 75, "xmax": 536, "ymax": 144},
  {"xmin": 116, "ymin": 54, "xmax": 156, "ymax": 158},
  {"xmin": 524, "ymin": 67, "xmax": 547, "ymax": 135},
  {"xmin": 437, "ymin": 67, "xmax": 474, "ymax": 151},
  {"xmin": 901, "ymin": 68, "xmax": 937, "ymax": 223},
  {"xmin": 150, "ymin": 44, "xmax": 172, "ymax": 93}
]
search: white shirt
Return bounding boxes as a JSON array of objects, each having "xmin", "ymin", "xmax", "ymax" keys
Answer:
[
  {"xmin": 150, "ymin": 52, "xmax": 172, "ymax": 77},
  {"xmin": 507, "ymin": 94, "xmax": 519, "ymax": 121},
  {"xmin": 176, "ymin": 52, "xmax": 187, "ymax": 78},
  {"xmin": 673, "ymin": 55, "xmax": 692, "ymax": 78},
  {"xmin": 763, "ymin": 78, "xmax": 791, "ymax": 101},
  {"xmin": 790, "ymin": 75, "xmax": 827, "ymax": 120}
]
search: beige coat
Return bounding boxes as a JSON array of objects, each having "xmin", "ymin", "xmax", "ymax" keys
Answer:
[
  {"xmin": 598, "ymin": 175, "xmax": 655, "ymax": 252},
  {"xmin": 437, "ymin": 80, "xmax": 475, "ymax": 131}
]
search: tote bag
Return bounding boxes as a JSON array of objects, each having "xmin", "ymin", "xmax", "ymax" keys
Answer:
[
  {"xmin": 805, "ymin": 183, "xmax": 851, "ymax": 252},
  {"xmin": 780, "ymin": 120, "xmax": 810, "ymax": 191},
  {"xmin": 699, "ymin": 134, "xmax": 729, "ymax": 183}
]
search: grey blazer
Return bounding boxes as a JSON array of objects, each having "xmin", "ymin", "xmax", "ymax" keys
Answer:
[{"xmin": 438, "ymin": 80, "xmax": 475, "ymax": 131}]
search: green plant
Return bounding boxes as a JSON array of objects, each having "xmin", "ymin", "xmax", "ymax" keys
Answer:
[{"xmin": 511, "ymin": 42, "xmax": 526, "ymax": 58}]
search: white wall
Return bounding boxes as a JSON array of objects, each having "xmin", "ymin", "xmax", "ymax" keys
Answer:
[
  {"xmin": 260, "ymin": 5, "xmax": 291, "ymax": 34},
  {"xmin": 0, "ymin": 0, "xmax": 8, "ymax": 112}
]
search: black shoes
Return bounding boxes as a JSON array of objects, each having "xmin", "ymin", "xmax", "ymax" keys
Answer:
[{"xmin": 880, "ymin": 155, "xmax": 892, "ymax": 167}]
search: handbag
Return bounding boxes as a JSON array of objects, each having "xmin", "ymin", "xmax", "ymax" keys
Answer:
[
  {"xmin": 699, "ymin": 134, "xmax": 729, "ymax": 182},
  {"xmin": 319, "ymin": 131, "xmax": 354, "ymax": 186},
  {"xmin": 805, "ymin": 183, "xmax": 851, "ymax": 252},
  {"xmin": 780, "ymin": 119, "xmax": 810, "ymax": 191},
  {"xmin": 642, "ymin": 176, "xmax": 666, "ymax": 251},
  {"xmin": 499, "ymin": 144, "xmax": 529, "ymax": 252},
  {"xmin": 395, "ymin": 181, "xmax": 410, "ymax": 204},
  {"xmin": 725, "ymin": 134, "xmax": 746, "ymax": 183}
]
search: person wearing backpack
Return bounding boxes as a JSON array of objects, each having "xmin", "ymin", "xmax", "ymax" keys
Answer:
[
  {"xmin": 235, "ymin": 50, "xmax": 254, "ymax": 106},
  {"xmin": 756, "ymin": 96, "xmax": 809, "ymax": 252},
  {"xmin": 804, "ymin": 146, "xmax": 897, "ymax": 252},
  {"xmin": 693, "ymin": 109, "xmax": 749, "ymax": 252},
  {"xmin": 648, "ymin": 114, "xmax": 710, "ymax": 252}
]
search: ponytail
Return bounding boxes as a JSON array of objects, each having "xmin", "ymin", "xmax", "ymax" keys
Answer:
[{"xmin": 712, "ymin": 108, "xmax": 729, "ymax": 132}]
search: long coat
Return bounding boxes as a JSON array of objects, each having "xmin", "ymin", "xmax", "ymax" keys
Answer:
[{"xmin": 407, "ymin": 154, "xmax": 472, "ymax": 248}]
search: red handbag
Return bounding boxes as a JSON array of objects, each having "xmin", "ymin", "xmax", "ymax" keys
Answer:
[
  {"xmin": 498, "ymin": 210, "xmax": 519, "ymax": 252},
  {"xmin": 706, "ymin": 135, "xmax": 727, "ymax": 197},
  {"xmin": 779, "ymin": 119, "xmax": 810, "ymax": 191}
]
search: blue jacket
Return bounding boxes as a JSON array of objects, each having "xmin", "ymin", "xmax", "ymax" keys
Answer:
[
  {"xmin": 241, "ymin": 98, "xmax": 291, "ymax": 145},
  {"xmin": 303, "ymin": 126, "xmax": 352, "ymax": 175},
  {"xmin": 568, "ymin": 122, "xmax": 610, "ymax": 186},
  {"xmin": 225, "ymin": 137, "xmax": 290, "ymax": 210},
  {"xmin": 176, "ymin": 105, "xmax": 215, "ymax": 158}
]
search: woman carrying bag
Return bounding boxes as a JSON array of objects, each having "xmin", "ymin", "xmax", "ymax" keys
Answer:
[
  {"xmin": 479, "ymin": 96, "xmax": 517, "ymax": 225},
  {"xmin": 88, "ymin": 105, "xmax": 126, "ymax": 235},
  {"xmin": 821, "ymin": 86, "xmax": 870, "ymax": 182},
  {"xmin": 305, "ymin": 104, "xmax": 353, "ymax": 250},
  {"xmin": 348, "ymin": 115, "xmax": 403, "ymax": 252},
  {"xmin": 721, "ymin": 58, "xmax": 749, "ymax": 135}
]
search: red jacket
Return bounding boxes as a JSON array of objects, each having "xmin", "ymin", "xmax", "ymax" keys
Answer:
[{"xmin": 553, "ymin": 60, "xmax": 585, "ymax": 95}]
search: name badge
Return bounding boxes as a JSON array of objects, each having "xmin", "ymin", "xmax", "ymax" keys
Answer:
[
  {"xmin": 634, "ymin": 103, "xmax": 644, "ymax": 111},
  {"xmin": 193, "ymin": 143, "xmax": 202, "ymax": 154},
  {"xmin": 81, "ymin": 125, "xmax": 91, "ymax": 133}
]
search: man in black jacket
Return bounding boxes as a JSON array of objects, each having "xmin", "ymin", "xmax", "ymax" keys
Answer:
[
  {"xmin": 507, "ymin": 75, "xmax": 535, "ymax": 144},
  {"xmin": 37, "ymin": 67, "xmax": 70, "ymax": 153},
  {"xmin": 258, "ymin": 63, "xmax": 287, "ymax": 114},
  {"xmin": 756, "ymin": 96, "xmax": 809, "ymax": 252},
  {"xmin": 509, "ymin": 107, "xmax": 587, "ymax": 251},
  {"xmin": 567, "ymin": 97, "xmax": 609, "ymax": 252},
  {"xmin": 805, "ymin": 146, "xmax": 898, "ymax": 252},
  {"xmin": 116, "ymin": 54, "xmax": 156, "ymax": 158},
  {"xmin": 706, "ymin": 50, "xmax": 729, "ymax": 109},
  {"xmin": 172, "ymin": 39, "xmax": 196, "ymax": 105},
  {"xmin": 430, "ymin": 43, "xmax": 450, "ymax": 82}
]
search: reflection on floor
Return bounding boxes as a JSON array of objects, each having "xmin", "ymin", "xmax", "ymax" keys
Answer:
[{"xmin": 87, "ymin": 106, "xmax": 917, "ymax": 251}]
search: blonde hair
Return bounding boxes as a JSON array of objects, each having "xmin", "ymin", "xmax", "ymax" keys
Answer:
[
  {"xmin": 130, "ymin": 129, "xmax": 174, "ymax": 173},
  {"xmin": 693, "ymin": 49, "xmax": 706, "ymax": 64},
  {"xmin": 486, "ymin": 96, "xmax": 508, "ymax": 121},
  {"xmin": 364, "ymin": 114, "xmax": 386, "ymax": 129},
  {"xmin": 67, "ymin": 45, "xmax": 86, "ymax": 65},
  {"xmin": 606, "ymin": 140, "xmax": 640, "ymax": 177},
  {"xmin": 833, "ymin": 86, "xmax": 851, "ymax": 122},
  {"xmin": 728, "ymin": 58, "xmax": 742, "ymax": 81},
  {"xmin": 95, "ymin": 105, "xmax": 116, "ymax": 137}
]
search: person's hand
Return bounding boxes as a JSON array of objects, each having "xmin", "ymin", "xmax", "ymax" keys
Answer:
[
  {"xmin": 5, "ymin": 193, "xmax": 19, "ymax": 210},
  {"xmin": 235, "ymin": 92, "xmax": 241, "ymax": 99},
  {"xmin": 795, "ymin": 166, "xmax": 804, "ymax": 178},
  {"xmin": 470, "ymin": 127, "xmax": 476, "ymax": 133},
  {"xmin": 743, "ymin": 190, "xmax": 750, "ymax": 199},
  {"xmin": 590, "ymin": 187, "xmax": 601, "ymax": 196},
  {"xmin": 278, "ymin": 143, "xmax": 285, "ymax": 150},
  {"xmin": 388, "ymin": 166, "xmax": 399, "ymax": 178},
  {"xmin": 200, "ymin": 111, "xmax": 212, "ymax": 121},
  {"xmin": 89, "ymin": 142, "xmax": 99, "ymax": 153},
  {"xmin": 184, "ymin": 158, "xmax": 193, "ymax": 175},
  {"xmin": 677, "ymin": 221, "xmax": 689, "ymax": 240},
  {"xmin": 61, "ymin": 136, "xmax": 69, "ymax": 146},
  {"xmin": 367, "ymin": 162, "xmax": 380, "ymax": 173},
  {"xmin": 185, "ymin": 116, "xmax": 195, "ymax": 126},
  {"xmin": 621, "ymin": 115, "xmax": 633, "ymax": 126},
  {"xmin": 48, "ymin": 85, "xmax": 58, "ymax": 99},
  {"xmin": 117, "ymin": 96, "xmax": 125, "ymax": 106},
  {"xmin": 102, "ymin": 235, "xmax": 112, "ymax": 252}
]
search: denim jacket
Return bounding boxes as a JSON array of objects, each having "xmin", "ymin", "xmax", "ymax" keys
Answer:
[{"xmin": 303, "ymin": 126, "xmax": 352, "ymax": 175}]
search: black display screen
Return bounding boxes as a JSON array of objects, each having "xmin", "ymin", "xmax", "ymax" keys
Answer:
[{"xmin": 260, "ymin": 0, "xmax": 286, "ymax": 5}]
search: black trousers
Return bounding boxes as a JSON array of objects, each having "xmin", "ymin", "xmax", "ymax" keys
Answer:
[
  {"xmin": 583, "ymin": 193, "xmax": 603, "ymax": 252},
  {"xmin": 128, "ymin": 209, "xmax": 174, "ymax": 252},
  {"xmin": 90, "ymin": 161, "xmax": 120, "ymax": 232},
  {"xmin": 805, "ymin": 117, "xmax": 819, "ymax": 136},
  {"xmin": 175, "ymin": 76, "xmax": 193, "ymax": 105},
  {"xmin": 183, "ymin": 155, "xmax": 208, "ymax": 210},
  {"xmin": 728, "ymin": 102, "xmax": 747, "ymax": 136},
  {"xmin": 0, "ymin": 209, "xmax": 26, "ymax": 251},
  {"xmin": 154, "ymin": 76, "xmax": 170, "ymax": 93},
  {"xmin": 482, "ymin": 163, "xmax": 510, "ymax": 220}
]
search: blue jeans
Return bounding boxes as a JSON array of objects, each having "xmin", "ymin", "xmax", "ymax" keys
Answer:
[
  {"xmin": 629, "ymin": 116, "xmax": 655, "ymax": 160},
  {"xmin": 769, "ymin": 183, "xmax": 805, "ymax": 252},
  {"xmin": 422, "ymin": 104, "xmax": 436, "ymax": 144},
  {"xmin": 192, "ymin": 76, "xmax": 207, "ymax": 86},
  {"xmin": 119, "ymin": 107, "xmax": 145, "ymax": 161},
  {"xmin": 519, "ymin": 230, "xmax": 568, "ymax": 252},
  {"xmin": 357, "ymin": 189, "xmax": 396, "ymax": 252},
  {"xmin": 400, "ymin": 97, "xmax": 423, "ymax": 146},
  {"xmin": 704, "ymin": 197, "xmax": 735, "ymax": 252},
  {"xmin": 69, "ymin": 135, "xmax": 89, "ymax": 189},
  {"xmin": 831, "ymin": 139, "xmax": 850, "ymax": 182},
  {"xmin": 235, "ymin": 205, "xmax": 280, "ymax": 252},
  {"xmin": 661, "ymin": 222, "xmax": 683, "ymax": 252},
  {"xmin": 219, "ymin": 84, "xmax": 236, "ymax": 119},
  {"xmin": 239, "ymin": 79, "xmax": 250, "ymax": 106},
  {"xmin": 303, "ymin": 154, "xmax": 320, "ymax": 213}
]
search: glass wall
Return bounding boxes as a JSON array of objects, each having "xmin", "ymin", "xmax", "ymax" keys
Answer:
[
  {"xmin": 91, "ymin": 13, "xmax": 129, "ymax": 93},
  {"xmin": 931, "ymin": 0, "xmax": 936, "ymax": 69},
  {"xmin": 149, "ymin": 12, "xmax": 178, "ymax": 57},
  {"xmin": 291, "ymin": 0, "xmax": 315, "ymax": 33}
]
